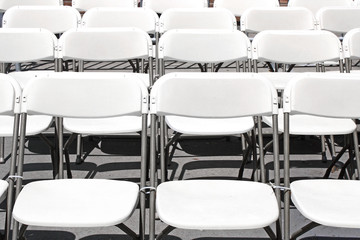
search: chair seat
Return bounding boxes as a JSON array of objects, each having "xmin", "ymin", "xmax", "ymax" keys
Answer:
[
  {"xmin": 263, "ymin": 109, "xmax": 356, "ymax": 135},
  {"xmin": 0, "ymin": 180, "xmax": 8, "ymax": 203},
  {"xmin": 64, "ymin": 116, "xmax": 144, "ymax": 135},
  {"xmin": 13, "ymin": 179, "xmax": 139, "ymax": 227},
  {"xmin": 0, "ymin": 115, "xmax": 53, "ymax": 137},
  {"xmin": 165, "ymin": 116, "xmax": 254, "ymax": 135},
  {"xmin": 291, "ymin": 179, "xmax": 360, "ymax": 228},
  {"xmin": 156, "ymin": 180, "xmax": 279, "ymax": 230}
]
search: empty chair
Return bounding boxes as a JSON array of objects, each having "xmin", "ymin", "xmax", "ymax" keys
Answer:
[
  {"xmin": 0, "ymin": 0, "xmax": 62, "ymax": 12},
  {"xmin": 72, "ymin": 0, "xmax": 137, "ymax": 12},
  {"xmin": 142, "ymin": 0, "xmax": 208, "ymax": 14},
  {"xmin": 316, "ymin": 6, "xmax": 360, "ymax": 36},
  {"xmin": 240, "ymin": 7, "xmax": 315, "ymax": 34},
  {"xmin": 282, "ymin": 73, "xmax": 360, "ymax": 240},
  {"xmin": 157, "ymin": 29, "xmax": 256, "ymax": 181},
  {"xmin": 287, "ymin": 0, "xmax": 354, "ymax": 15},
  {"xmin": 149, "ymin": 72, "xmax": 280, "ymax": 240},
  {"xmin": 11, "ymin": 72, "xmax": 149, "ymax": 240},
  {"xmin": 343, "ymin": 28, "xmax": 360, "ymax": 72},
  {"xmin": 213, "ymin": 0, "xmax": 279, "ymax": 20},
  {"xmin": 159, "ymin": 8, "xmax": 237, "ymax": 34}
]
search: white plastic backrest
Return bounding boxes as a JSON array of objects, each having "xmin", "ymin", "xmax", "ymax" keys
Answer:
[
  {"xmin": 150, "ymin": 72, "xmax": 278, "ymax": 118},
  {"xmin": 316, "ymin": 7, "xmax": 360, "ymax": 34},
  {"xmin": 283, "ymin": 73, "xmax": 360, "ymax": 118},
  {"xmin": 81, "ymin": 7, "xmax": 158, "ymax": 34},
  {"xmin": 241, "ymin": 7, "xmax": 315, "ymax": 33},
  {"xmin": 59, "ymin": 27, "xmax": 152, "ymax": 61},
  {"xmin": 22, "ymin": 72, "xmax": 148, "ymax": 117},
  {"xmin": 213, "ymin": 0, "xmax": 279, "ymax": 17},
  {"xmin": 288, "ymin": 0, "xmax": 354, "ymax": 15},
  {"xmin": 343, "ymin": 28, "xmax": 360, "ymax": 59},
  {"xmin": 252, "ymin": 30, "xmax": 342, "ymax": 64},
  {"xmin": 159, "ymin": 29, "xmax": 250, "ymax": 63},
  {"xmin": 142, "ymin": 0, "xmax": 207, "ymax": 14},
  {"xmin": 72, "ymin": 0, "xmax": 137, "ymax": 12},
  {"xmin": 159, "ymin": 8, "xmax": 237, "ymax": 33},
  {"xmin": 0, "ymin": 0, "xmax": 62, "ymax": 11},
  {"xmin": 0, "ymin": 74, "xmax": 21, "ymax": 115},
  {"xmin": 0, "ymin": 28, "xmax": 57, "ymax": 63},
  {"xmin": 3, "ymin": 6, "xmax": 80, "ymax": 34}
]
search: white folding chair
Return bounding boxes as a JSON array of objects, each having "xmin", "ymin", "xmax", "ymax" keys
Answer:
[
  {"xmin": 316, "ymin": 6, "xmax": 360, "ymax": 36},
  {"xmin": 149, "ymin": 72, "xmax": 280, "ymax": 240},
  {"xmin": 58, "ymin": 28, "xmax": 152, "ymax": 174},
  {"xmin": 11, "ymin": 72, "xmax": 149, "ymax": 240},
  {"xmin": 72, "ymin": 0, "xmax": 137, "ymax": 12},
  {"xmin": 343, "ymin": 28, "xmax": 360, "ymax": 72},
  {"xmin": 0, "ymin": 74, "xmax": 21, "ymax": 240},
  {"xmin": 240, "ymin": 7, "xmax": 315, "ymax": 34},
  {"xmin": 158, "ymin": 29, "xmax": 256, "ymax": 181},
  {"xmin": 0, "ymin": 0, "xmax": 62, "ymax": 12},
  {"xmin": 287, "ymin": 0, "xmax": 355, "ymax": 15},
  {"xmin": 282, "ymin": 73, "xmax": 360, "ymax": 240},
  {"xmin": 213, "ymin": 0, "xmax": 279, "ymax": 23},
  {"xmin": 142, "ymin": 0, "xmax": 208, "ymax": 14},
  {"xmin": 252, "ymin": 30, "xmax": 355, "ymax": 164}
]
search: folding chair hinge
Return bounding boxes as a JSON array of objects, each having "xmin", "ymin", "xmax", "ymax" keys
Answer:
[
  {"xmin": 140, "ymin": 186, "xmax": 156, "ymax": 194},
  {"xmin": 7, "ymin": 175, "xmax": 23, "ymax": 183},
  {"xmin": 269, "ymin": 182, "xmax": 290, "ymax": 192}
]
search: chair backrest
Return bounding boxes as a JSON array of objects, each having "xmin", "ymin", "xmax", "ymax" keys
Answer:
[
  {"xmin": 316, "ymin": 6, "xmax": 360, "ymax": 35},
  {"xmin": 81, "ymin": 7, "xmax": 159, "ymax": 34},
  {"xmin": 158, "ymin": 29, "xmax": 250, "ymax": 64},
  {"xmin": 72, "ymin": 0, "xmax": 137, "ymax": 12},
  {"xmin": 283, "ymin": 73, "xmax": 360, "ymax": 118},
  {"xmin": 22, "ymin": 72, "xmax": 148, "ymax": 118},
  {"xmin": 0, "ymin": 0, "xmax": 62, "ymax": 12},
  {"xmin": 0, "ymin": 28, "xmax": 57, "ymax": 63},
  {"xmin": 58, "ymin": 27, "xmax": 153, "ymax": 62},
  {"xmin": 159, "ymin": 8, "xmax": 237, "ymax": 34},
  {"xmin": 150, "ymin": 72, "xmax": 278, "ymax": 118},
  {"xmin": 213, "ymin": 0, "xmax": 279, "ymax": 17},
  {"xmin": 343, "ymin": 28, "xmax": 360, "ymax": 60},
  {"xmin": 252, "ymin": 30, "xmax": 343, "ymax": 64},
  {"xmin": 288, "ymin": 0, "xmax": 354, "ymax": 15},
  {"xmin": 142, "ymin": 0, "xmax": 207, "ymax": 14},
  {"xmin": 0, "ymin": 73, "xmax": 21, "ymax": 115},
  {"xmin": 3, "ymin": 6, "xmax": 80, "ymax": 34},
  {"xmin": 241, "ymin": 7, "xmax": 315, "ymax": 33}
]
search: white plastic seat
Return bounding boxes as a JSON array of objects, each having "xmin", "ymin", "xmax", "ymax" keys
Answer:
[
  {"xmin": 287, "ymin": 0, "xmax": 355, "ymax": 15},
  {"xmin": 282, "ymin": 73, "xmax": 360, "ymax": 239},
  {"xmin": 142, "ymin": 0, "xmax": 208, "ymax": 14},
  {"xmin": 72, "ymin": 0, "xmax": 137, "ymax": 12},
  {"xmin": 156, "ymin": 180, "xmax": 279, "ymax": 230},
  {"xmin": 343, "ymin": 28, "xmax": 360, "ymax": 72},
  {"xmin": 149, "ymin": 72, "xmax": 280, "ymax": 239},
  {"xmin": 240, "ymin": 7, "xmax": 315, "ymax": 34},
  {"xmin": 12, "ymin": 72, "xmax": 149, "ymax": 239},
  {"xmin": 316, "ymin": 6, "xmax": 360, "ymax": 35},
  {"xmin": 0, "ymin": 0, "xmax": 62, "ymax": 12},
  {"xmin": 213, "ymin": 0, "xmax": 279, "ymax": 18}
]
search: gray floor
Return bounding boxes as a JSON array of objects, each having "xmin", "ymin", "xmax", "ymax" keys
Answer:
[{"xmin": 1, "ymin": 61, "xmax": 360, "ymax": 239}]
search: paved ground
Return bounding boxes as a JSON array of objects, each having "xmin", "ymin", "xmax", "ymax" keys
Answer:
[{"xmin": 0, "ymin": 61, "xmax": 360, "ymax": 239}]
